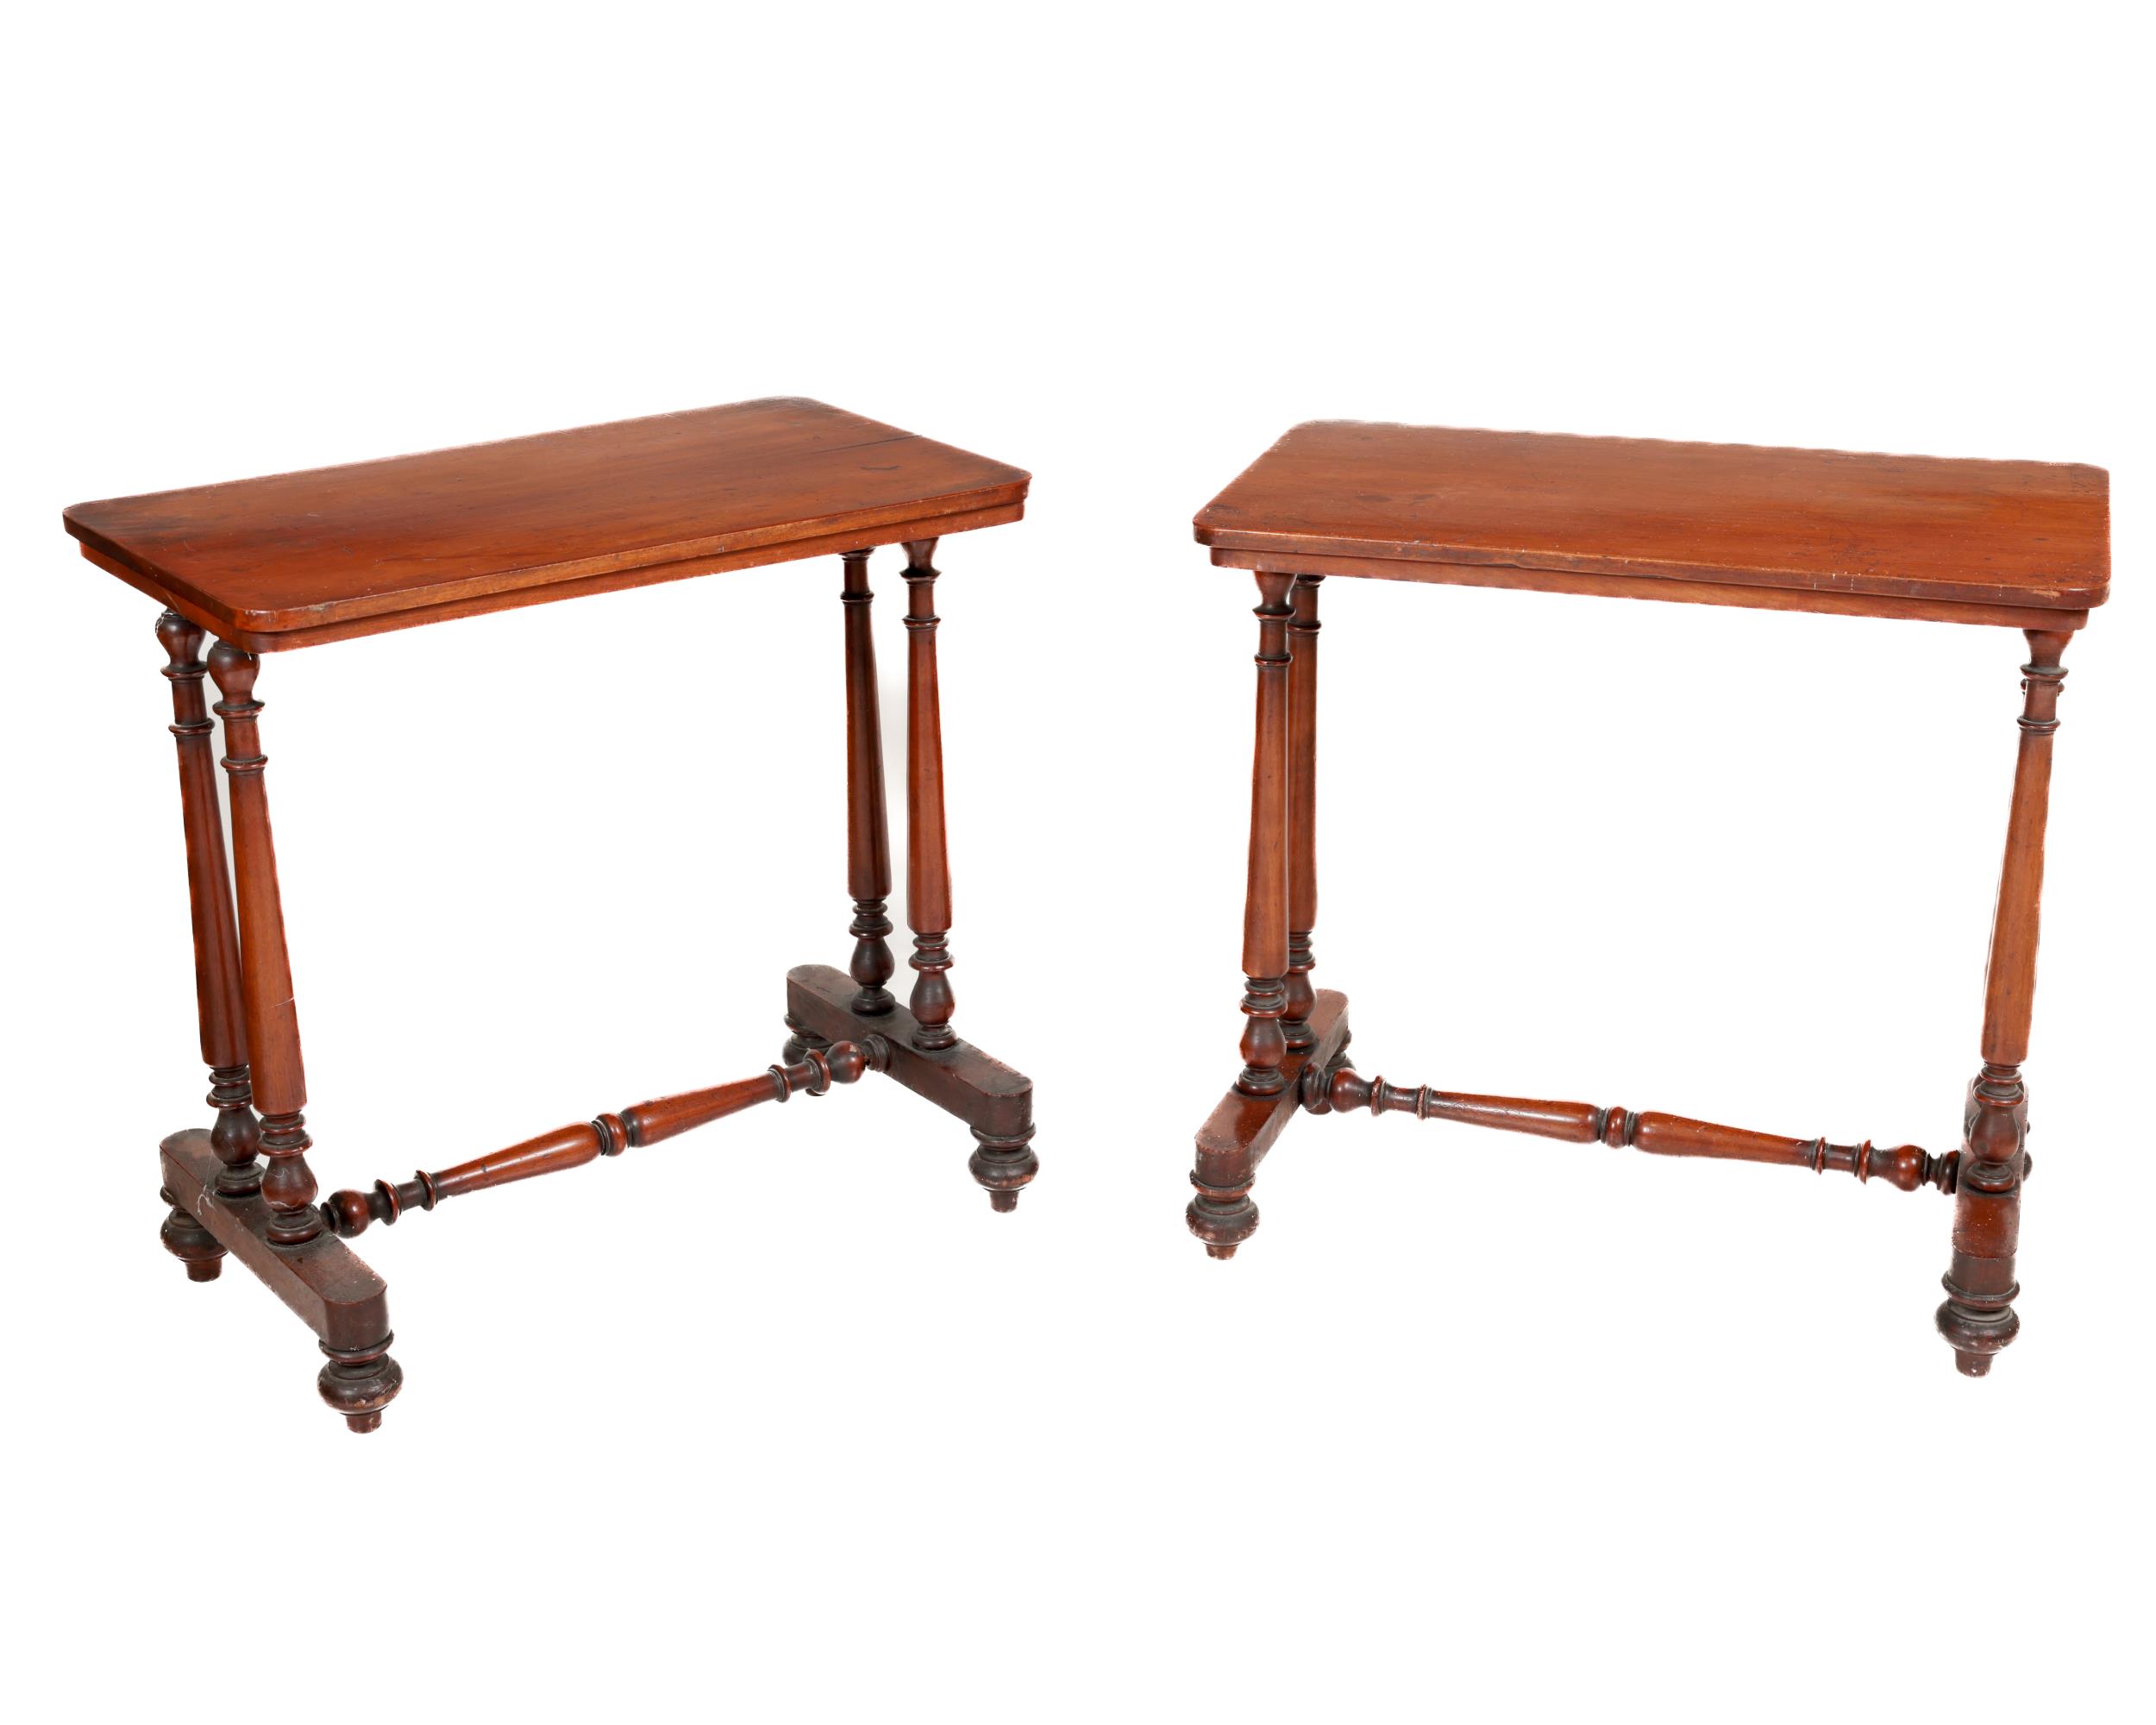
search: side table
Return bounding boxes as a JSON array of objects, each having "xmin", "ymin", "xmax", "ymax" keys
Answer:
[
  {"xmin": 1185, "ymin": 421, "xmax": 2109, "ymax": 1377},
  {"xmin": 67, "ymin": 398, "xmax": 1040, "ymax": 1430}
]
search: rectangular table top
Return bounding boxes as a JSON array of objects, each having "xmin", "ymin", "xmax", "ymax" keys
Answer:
[
  {"xmin": 1195, "ymin": 422, "xmax": 2109, "ymax": 627},
  {"xmin": 66, "ymin": 398, "xmax": 1030, "ymax": 649}
]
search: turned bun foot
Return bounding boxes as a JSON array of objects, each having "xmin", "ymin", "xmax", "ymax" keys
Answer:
[
  {"xmin": 318, "ymin": 1334, "xmax": 404, "ymax": 1434},
  {"xmin": 781, "ymin": 1012, "xmax": 830, "ymax": 1070},
  {"xmin": 969, "ymin": 1126, "xmax": 1037, "ymax": 1214},
  {"xmin": 159, "ymin": 1187, "xmax": 225, "ymax": 1283},
  {"xmin": 1936, "ymin": 1292, "xmax": 2018, "ymax": 1379},
  {"xmin": 1188, "ymin": 1176, "xmax": 1258, "ymax": 1260}
]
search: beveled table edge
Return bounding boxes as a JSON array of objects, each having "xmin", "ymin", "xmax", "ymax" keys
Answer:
[
  {"xmin": 80, "ymin": 494, "xmax": 1027, "ymax": 652},
  {"xmin": 1204, "ymin": 543, "xmax": 2092, "ymax": 631},
  {"xmin": 1192, "ymin": 420, "xmax": 2110, "ymax": 615}
]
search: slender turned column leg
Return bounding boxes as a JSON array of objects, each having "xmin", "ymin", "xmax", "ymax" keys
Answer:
[
  {"xmin": 902, "ymin": 539, "xmax": 956, "ymax": 1052},
  {"xmin": 1236, "ymin": 572, "xmax": 1294, "ymax": 1096},
  {"xmin": 1938, "ymin": 630, "xmax": 2071, "ymax": 1377},
  {"xmin": 1188, "ymin": 571, "xmax": 1296, "ymax": 1260},
  {"xmin": 155, "ymin": 612, "xmax": 263, "ymax": 1283},
  {"xmin": 896, "ymin": 539, "xmax": 1035, "ymax": 1210},
  {"xmin": 208, "ymin": 642, "xmax": 400, "ymax": 1431},
  {"xmin": 841, "ymin": 549, "xmax": 897, "ymax": 1016},
  {"xmin": 1282, "ymin": 576, "xmax": 1324, "ymax": 1051}
]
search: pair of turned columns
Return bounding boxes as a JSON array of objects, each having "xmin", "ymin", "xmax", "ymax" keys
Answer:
[
  {"xmin": 1203, "ymin": 567, "xmax": 2070, "ymax": 1379},
  {"xmin": 81, "ymin": 406, "xmax": 2101, "ymax": 1428},
  {"xmin": 831, "ymin": 543, "xmax": 958, "ymax": 1047},
  {"xmin": 148, "ymin": 536, "xmax": 979, "ymax": 1423},
  {"xmin": 152, "ymin": 614, "xmax": 403, "ymax": 1427}
]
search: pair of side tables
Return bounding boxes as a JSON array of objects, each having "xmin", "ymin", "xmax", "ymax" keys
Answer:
[{"xmin": 66, "ymin": 400, "xmax": 2109, "ymax": 1431}]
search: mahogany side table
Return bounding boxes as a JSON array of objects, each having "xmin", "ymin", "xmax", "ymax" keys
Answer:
[
  {"xmin": 1185, "ymin": 421, "xmax": 2109, "ymax": 1377},
  {"xmin": 67, "ymin": 398, "xmax": 1039, "ymax": 1431}
]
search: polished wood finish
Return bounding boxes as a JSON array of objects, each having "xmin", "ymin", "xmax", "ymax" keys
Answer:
[
  {"xmin": 1937, "ymin": 630, "xmax": 2069, "ymax": 1375},
  {"xmin": 1208, "ymin": 544, "xmax": 2088, "ymax": 632},
  {"xmin": 66, "ymin": 400, "xmax": 1030, "ymax": 650},
  {"xmin": 1190, "ymin": 422, "xmax": 2105, "ymax": 1378},
  {"xmin": 323, "ymin": 1041, "xmax": 887, "ymax": 1238},
  {"xmin": 160, "ymin": 1129, "xmax": 400, "ymax": 1432},
  {"xmin": 902, "ymin": 540, "xmax": 957, "ymax": 1052},
  {"xmin": 1190, "ymin": 992, "xmax": 1351, "ymax": 1258},
  {"xmin": 94, "ymin": 401, "xmax": 1036, "ymax": 1429},
  {"xmin": 206, "ymin": 641, "xmax": 321, "ymax": 1248},
  {"xmin": 155, "ymin": 612, "xmax": 261, "ymax": 1214},
  {"xmin": 1282, "ymin": 576, "xmax": 1323, "ymax": 1052},
  {"xmin": 1236, "ymin": 572, "xmax": 1294, "ymax": 1095},
  {"xmin": 841, "ymin": 551, "xmax": 897, "ymax": 1015},
  {"xmin": 787, "ymin": 963, "xmax": 1037, "ymax": 1209},
  {"xmin": 1197, "ymin": 421, "xmax": 2109, "ymax": 619},
  {"xmin": 1308, "ymin": 1066, "xmax": 1956, "ymax": 1193}
]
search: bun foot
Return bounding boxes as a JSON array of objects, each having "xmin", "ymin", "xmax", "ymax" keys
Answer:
[
  {"xmin": 318, "ymin": 1334, "xmax": 403, "ymax": 1434},
  {"xmin": 781, "ymin": 1012, "xmax": 830, "ymax": 1070},
  {"xmin": 969, "ymin": 1126, "xmax": 1037, "ymax": 1213},
  {"xmin": 1937, "ymin": 1291, "xmax": 2018, "ymax": 1379},
  {"xmin": 159, "ymin": 1187, "xmax": 225, "ymax": 1283},
  {"xmin": 1187, "ymin": 1176, "xmax": 1258, "ymax": 1261}
]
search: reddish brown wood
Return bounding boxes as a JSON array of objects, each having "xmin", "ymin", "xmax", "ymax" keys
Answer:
[
  {"xmin": 159, "ymin": 1184, "xmax": 224, "ymax": 1282},
  {"xmin": 1188, "ymin": 422, "xmax": 2100, "ymax": 1380},
  {"xmin": 1209, "ymin": 545, "xmax": 2088, "ymax": 632},
  {"xmin": 1196, "ymin": 422, "xmax": 2109, "ymax": 618},
  {"xmin": 84, "ymin": 505, "xmax": 1028, "ymax": 653},
  {"xmin": 902, "ymin": 539, "xmax": 957, "ymax": 1051},
  {"xmin": 780, "ymin": 1011, "xmax": 831, "ymax": 1068},
  {"xmin": 66, "ymin": 400, "xmax": 1031, "ymax": 648},
  {"xmin": 1938, "ymin": 630, "xmax": 2069, "ymax": 1374},
  {"xmin": 1308, "ymin": 1067, "xmax": 1956, "ymax": 1193},
  {"xmin": 841, "ymin": 550, "xmax": 897, "ymax": 1014},
  {"xmin": 1282, "ymin": 576, "xmax": 1323, "ymax": 1051},
  {"xmin": 1190, "ymin": 992, "xmax": 1351, "ymax": 1258},
  {"xmin": 94, "ymin": 401, "xmax": 1037, "ymax": 1429},
  {"xmin": 787, "ymin": 963, "xmax": 1037, "ymax": 1210},
  {"xmin": 323, "ymin": 1041, "xmax": 887, "ymax": 1238},
  {"xmin": 156, "ymin": 612, "xmax": 262, "ymax": 1214},
  {"xmin": 206, "ymin": 641, "xmax": 321, "ymax": 1247},
  {"xmin": 160, "ymin": 1128, "xmax": 400, "ymax": 1432},
  {"xmin": 1236, "ymin": 572, "xmax": 1294, "ymax": 1097}
]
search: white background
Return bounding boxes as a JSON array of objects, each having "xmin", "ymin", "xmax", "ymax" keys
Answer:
[{"xmin": 6, "ymin": 4, "xmax": 2149, "ymax": 1720}]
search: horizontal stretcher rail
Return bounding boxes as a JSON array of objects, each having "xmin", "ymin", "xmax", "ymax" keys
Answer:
[
  {"xmin": 321, "ymin": 1038, "xmax": 888, "ymax": 1238},
  {"xmin": 1302, "ymin": 1063, "xmax": 1958, "ymax": 1194}
]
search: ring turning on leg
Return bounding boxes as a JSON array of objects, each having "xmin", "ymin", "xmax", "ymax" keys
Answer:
[
  {"xmin": 902, "ymin": 540, "xmax": 959, "ymax": 1052},
  {"xmin": 1938, "ymin": 630, "xmax": 2070, "ymax": 1377},
  {"xmin": 839, "ymin": 550, "xmax": 897, "ymax": 1016}
]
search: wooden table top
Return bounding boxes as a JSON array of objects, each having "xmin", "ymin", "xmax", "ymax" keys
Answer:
[
  {"xmin": 66, "ymin": 398, "xmax": 1030, "ymax": 650},
  {"xmin": 1195, "ymin": 422, "xmax": 2109, "ymax": 628}
]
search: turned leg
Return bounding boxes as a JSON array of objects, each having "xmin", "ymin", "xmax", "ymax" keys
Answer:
[
  {"xmin": 1282, "ymin": 575, "xmax": 1323, "ymax": 1051},
  {"xmin": 1938, "ymin": 629, "xmax": 2071, "ymax": 1377},
  {"xmin": 209, "ymin": 641, "xmax": 401, "ymax": 1430},
  {"xmin": 154, "ymin": 612, "xmax": 263, "ymax": 1282},
  {"xmin": 1189, "ymin": 570, "xmax": 1295, "ymax": 1259},
  {"xmin": 840, "ymin": 549, "xmax": 897, "ymax": 1015},
  {"xmin": 902, "ymin": 540, "xmax": 956, "ymax": 1051}
]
